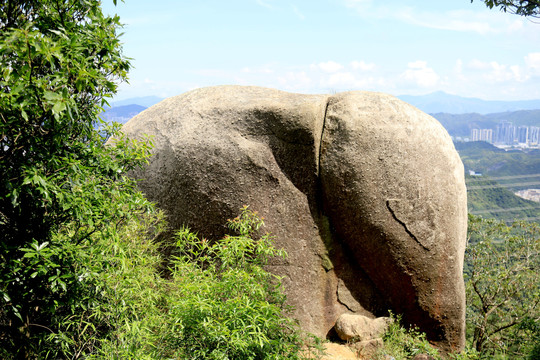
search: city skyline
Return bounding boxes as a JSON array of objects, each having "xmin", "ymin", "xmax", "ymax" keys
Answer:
[{"xmin": 470, "ymin": 121, "xmax": 540, "ymax": 147}]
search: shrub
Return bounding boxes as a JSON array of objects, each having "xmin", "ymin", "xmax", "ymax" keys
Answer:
[
  {"xmin": 373, "ymin": 313, "xmax": 442, "ymax": 360},
  {"xmin": 160, "ymin": 206, "xmax": 306, "ymax": 359},
  {"xmin": 465, "ymin": 215, "xmax": 540, "ymax": 358},
  {"xmin": 78, "ymin": 206, "xmax": 310, "ymax": 359}
]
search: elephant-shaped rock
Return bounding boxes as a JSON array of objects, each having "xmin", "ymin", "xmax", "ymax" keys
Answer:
[{"xmin": 122, "ymin": 86, "xmax": 467, "ymax": 352}]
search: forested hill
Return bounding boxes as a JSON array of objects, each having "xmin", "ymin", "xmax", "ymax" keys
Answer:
[
  {"xmin": 432, "ymin": 109, "xmax": 540, "ymax": 138},
  {"xmin": 456, "ymin": 142, "xmax": 540, "ymax": 222},
  {"xmin": 466, "ymin": 176, "xmax": 540, "ymax": 222},
  {"xmin": 455, "ymin": 141, "xmax": 540, "ymax": 177}
]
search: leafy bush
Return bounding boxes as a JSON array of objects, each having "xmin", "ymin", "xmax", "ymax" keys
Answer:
[
  {"xmin": 373, "ymin": 313, "xmax": 442, "ymax": 360},
  {"xmin": 0, "ymin": 0, "xmax": 156, "ymax": 357},
  {"xmin": 466, "ymin": 215, "xmax": 540, "ymax": 358},
  {"xmin": 0, "ymin": 208, "xmax": 165, "ymax": 359},
  {"xmin": 0, "ymin": 205, "xmax": 311, "ymax": 359},
  {"xmin": 159, "ymin": 206, "xmax": 306, "ymax": 359}
]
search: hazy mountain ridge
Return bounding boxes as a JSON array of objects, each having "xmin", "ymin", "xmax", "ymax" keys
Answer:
[
  {"xmin": 111, "ymin": 96, "xmax": 163, "ymax": 108},
  {"xmin": 104, "ymin": 93, "xmax": 540, "ymax": 140},
  {"xmin": 113, "ymin": 92, "xmax": 540, "ymax": 115},
  {"xmin": 101, "ymin": 104, "xmax": 147, "ymax": 124},
  {"xmin": 398, "ymin": 91, "xmax": 540, "ymax": 114},
  {"xmin": 432, "ymin": 110, "xmax": 540, "ymax": 138}
]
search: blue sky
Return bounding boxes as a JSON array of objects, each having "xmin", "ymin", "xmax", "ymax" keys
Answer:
[{"xmin": 101, "ymin": 0, "xmax": 540, "ymax": 101}]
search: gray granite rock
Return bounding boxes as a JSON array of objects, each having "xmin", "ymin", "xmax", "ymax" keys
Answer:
[{"xmin": 122, "ymin": 85, "xmax": 467, "ymax": 352}]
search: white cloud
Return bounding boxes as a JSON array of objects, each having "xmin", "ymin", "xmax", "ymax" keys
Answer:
[
  {"xmin": 510, "ymin": 65, "xmax": 522, "ymax": 80},
  {"xmin": 408, "ymin": 60, "xmax": 428, "ymax": 69},
  {"xmin": 318, "ymin": 71, "xmax": 381, "ymax": 91},
  {"xmin": 277, "ymin": 71, "xmax": 313, "ymax": 91},
  {"xmin": 466, "ymin": 59, "xmax": 526, "ymax": 82},
  {"xmin": 326, "ymin": 72, "xmax": 356, "ymax": 87},
  {"xmin": 468, "ymin": 59, "xmax": 491, "ymax": 70},
  {"xmin": 314, "ymin": 61, "xmax": 344, "ymax": 73},
  {"xmin": 454, "ymin": 59, "xmax": 464, "ymax": 75},
  {"xmin": 395, "ymin": 8, "xmax": 496, "ymax": 35},
  {"xmin": 350, "ymin": 60, "xmax": 376, "ymax": 71},
  {"xmin": 241, "ymin": 66, "xmax": 274, "ymax": 74},
  {"xmin": 142, "ymin": 55, "xmax": 540, "ymax": 103},
  {"xmin": 342, "ymin": 1, "xmax": 528, "ymax": 36},
  {"xmin": 525, "ymin": 52, "xmax": 540, "ymax": 74},
  {"xmin": 400, "ymin": 61, "xmax": 439, "ymax": 88}
]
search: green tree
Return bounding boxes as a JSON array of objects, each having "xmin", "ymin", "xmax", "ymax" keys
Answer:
[
  {"xmin": 0, "ymin": 0, "xmax": 154, "ymax": 357},
  {"xmin": 465, "ymin": 215, "xmax": 540, "ymax": 358},
  {"xmin": 471, "ymin": 0, "xmax": 540, "ymax": 17}
]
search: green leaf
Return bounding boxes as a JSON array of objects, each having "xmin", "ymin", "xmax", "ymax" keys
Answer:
[
  {"xmin": 37, "ymin": 242, "xmax": 49, "ymax": 251},
  {"xmin": 2, "ymin": 292, "xmax": 11, "ymax": 303},
  {"xmin": 44, "ymin": 91, "xmax": 62, "ymax": 101},
  {"xmin": 52, "ymin": 100, "xmax": 67, "ymax": 116}
]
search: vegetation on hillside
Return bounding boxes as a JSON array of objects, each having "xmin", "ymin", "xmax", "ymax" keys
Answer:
[
  {"xmin": 454, "ymin": 142, "xmax": 540, "ymax": 221},
  {"xmin": 466, "ymin": 176, "xmax": 540, "ymax": 221},
  {"xmin": 0, "ymin": 0, "xmax": 155, "ymax": 356},
  {"xmin": 0, "ymin": 1, "xmax": 310, "ymax": 358},
  {"xmin": 457, "ymin": 142, "xmax": 540, "ymax": 178}
]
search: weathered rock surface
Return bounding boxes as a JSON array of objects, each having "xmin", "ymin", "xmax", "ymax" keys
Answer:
[
  {"xmin": 122, "ymin": 85, "xmax": 467, "ymax": 352},
  {"xmin": 321, "ymin": 92, "xmax": 467, "ymax": 351},
  {"xmin": 353, "ymin": 338, "xmax": 384, "ymax": 359},
  {"xmin": 334, "ymin": 314, "xmax": 392, "ymax": 341},
  {"xmin": 320, "ymin": 343, "xmax": 358, "ymax": 360}
]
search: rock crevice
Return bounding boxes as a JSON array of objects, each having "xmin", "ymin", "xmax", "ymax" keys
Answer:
[{"xmin": 386, "ymin": 199, "xmax": 429, "ymax": 251}]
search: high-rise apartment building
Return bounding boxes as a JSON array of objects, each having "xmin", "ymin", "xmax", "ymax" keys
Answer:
[
  {"xmin": 471, "ymin": 128, "xmax": 493, "ymax": 143},
  {"xmin": 495, "ymin": 121, "xmax": 516, "ymax": 145},
  {"xmin": 530, "ymin": 126, "xmax": 540, "ymax": 145},
  {"xmin": 470, "ymin": 122, "xmax": 539, "ymax": 147}
]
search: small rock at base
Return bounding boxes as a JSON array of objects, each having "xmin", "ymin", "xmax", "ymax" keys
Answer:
[{"xmin": 334, "ymin": 313, "xmax": 392, "ymax": 341}]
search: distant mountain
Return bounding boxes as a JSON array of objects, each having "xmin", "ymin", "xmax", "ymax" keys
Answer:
[
  {"xmin": 398, "ymin": 91, "xmax": 540, "ymax": 114},
  {"xmin": 100, "ymin": 96, "xmax": 164, "ymax": 124},
  {"xmin": 101, "ymin": 104, "xmax": 147, "ymax": 124},
  {"xmin": 432, "ymin": 109, "xmax": 540, "ymax": 138},
  {"xmin": 111, "ymin": 96, "xmax": 163, "ymax": 108}
]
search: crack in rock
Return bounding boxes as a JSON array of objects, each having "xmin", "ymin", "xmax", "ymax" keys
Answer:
[{"xmin": 386, "ymin": 200, "xmax": 430, "ymax": 251}]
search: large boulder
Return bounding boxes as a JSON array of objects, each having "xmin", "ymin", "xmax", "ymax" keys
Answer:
[{"xmin": 122, "ymin": 85, "xmax": 467, "ymax": 352}]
